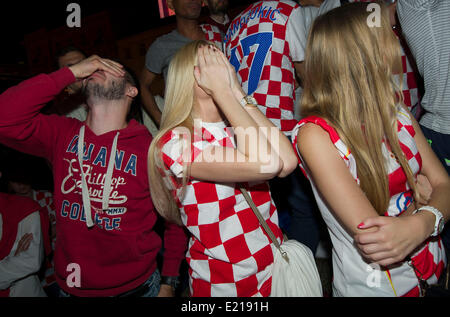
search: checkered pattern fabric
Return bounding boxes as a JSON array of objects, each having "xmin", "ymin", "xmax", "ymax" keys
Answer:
[
  {"xmin": 396, "ymin": 38, "xmax": 420, "ymax": 111},
  {"xmin": 292, "ymin": 109, "xmax": 446, "ymax": 297},
  {"xmin": 160, "ymin": 121, "xmax": 282, "ymax": 297},
  {"xmin": 385, "ymin": 109, "xmax": 422, "ymax": 216},
  {"xmin": 224, "ymin": 0, "xmax": 301, "ymax": 135},
  {"xmin": 200, "ymin": 24, "xmax": 223, "ymax": 50},
  {"xmin": 32, "ymin": 190, "xmax": 57, "ymax": 288},
  {"xmin": 33, "ymin": 190, "xmax": 55, "ymax": 222}
]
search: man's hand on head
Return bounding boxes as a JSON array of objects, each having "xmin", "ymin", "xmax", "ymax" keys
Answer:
[{"xmin": 68, "ymin": 55, "xmax": 125, "ymax": 80}]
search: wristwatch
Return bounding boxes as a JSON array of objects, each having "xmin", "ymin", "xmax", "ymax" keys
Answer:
[
  {"xmin": 160, "ymin": 276, "xmax": 180, "ymax": 290},
  {"xmin": 413, "ymin": 206, "xmax": 445, "ymax": 237},
  {"xmin": 239, "ymin": 95, "xmax": 258, "ymax": 107}
]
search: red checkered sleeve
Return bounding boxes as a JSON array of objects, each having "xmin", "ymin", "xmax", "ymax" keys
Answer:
[{"xmin": 201, "ymin": 24, "xmax": 224, "ymax": 51}]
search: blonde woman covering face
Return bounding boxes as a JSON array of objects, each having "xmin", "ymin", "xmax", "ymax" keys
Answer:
[{"xmin": 148, "ymin": 41, "xmax": 297, "ymax": 297}]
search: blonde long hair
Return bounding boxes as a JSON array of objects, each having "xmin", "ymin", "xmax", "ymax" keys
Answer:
[
  {"xmin": 148, "ymin": 40, "xmax": 210, "ymax": 225},
  {"xmin": 300, "ymin": 2, "xmax": 419, "ymax": 215}
]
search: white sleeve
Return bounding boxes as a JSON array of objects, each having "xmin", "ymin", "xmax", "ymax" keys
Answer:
[
  {"xmin": 0, "ymin": 212, "xmax": 43, "ymax": 290},
  {"xmin": 304, "ymin": 0, "xmax": 341, "ymax": 30},
  {"xmin": 287, "ymin": 0, "xmax": 342, "ymax": 63},
  {"xmin": 317, "ymin": 0, "xmax": 341, "ymax": 15},
  {"xmin": 285, "ymin": 5, "xmax": 309, "ymax": 63}
]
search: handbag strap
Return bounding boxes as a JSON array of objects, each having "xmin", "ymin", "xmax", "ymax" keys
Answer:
[{"xmin": 239, "ymin": 186, "xmax": 286, "ymax": 258}]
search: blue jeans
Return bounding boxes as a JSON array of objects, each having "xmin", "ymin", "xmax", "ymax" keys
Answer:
[
  {"xmin": 132, "ymin": 269, "xmax": 161, "ymax": 298},
  {"xmin": 269, "ymin": 166, "xmax": 323, "ymax": 254},
  {"xmin": 421, "ymin": 125, "xmax": 450, "ymax": 253},
  {"xmin": 59, "ymin": 269, "xmax": 161, "ymax": 297}
]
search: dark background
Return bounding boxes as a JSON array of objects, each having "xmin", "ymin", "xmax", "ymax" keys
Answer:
[
  {"xmin": 0, "ymin": 0, "xmax": 256, "ymax": 92},
  {"xmin": 0, "ymin": 1, "xmax": 160, "ymax": 65}
]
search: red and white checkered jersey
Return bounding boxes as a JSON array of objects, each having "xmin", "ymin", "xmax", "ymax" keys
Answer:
[
  {"xmin": 160, "ymin": 121, "xmax": 283, "ymax": 297},
  {"xmin": 291, "ymin": 109, "xmax": 446, "ymax": 297},
  {"xmin": 396, "ymin": 34, "xmax": 420, "ymax": 111},
  {"xmin": 200, "ymin": 23, "xmax": 224, "ymax": 50},
  {"xmin": 349, "ymin": 0, "xmax": 420, "ymax": 111},
  {"xmin": 224, "ymin": 0, "xmax": 307, "ymax": 135},
  {"xmin": 33, "ymin": 190, "xmax": 55, "ymax": 219}
]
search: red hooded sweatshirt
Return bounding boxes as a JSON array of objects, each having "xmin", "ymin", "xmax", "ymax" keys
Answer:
[{"xmin": 0, "ymin": 68, "xmax": 188, "ymax": 296}]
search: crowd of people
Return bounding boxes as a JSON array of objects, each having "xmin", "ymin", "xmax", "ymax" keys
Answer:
[{"xmin": 0, "ymin": 0, "xmax": 449, "ymax": 298}]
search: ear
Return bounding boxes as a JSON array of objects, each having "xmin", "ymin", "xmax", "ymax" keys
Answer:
[
  {"xmin": 193, "ymin": 66, "xmax": 201, "ymax": 84},
  {"xmin": 126, "ymin": 86, "xmax": 138, "ymax": 98}
]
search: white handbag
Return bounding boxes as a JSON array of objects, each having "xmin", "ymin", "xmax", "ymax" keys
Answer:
[{"xmin": 240, "ymin": 187, "xmax": 323, "ymax": 297}]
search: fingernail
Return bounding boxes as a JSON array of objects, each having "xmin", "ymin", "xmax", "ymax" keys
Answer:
[{"xmin": 358, "ymin": 222, "xmax": 365, "ymax": 229}]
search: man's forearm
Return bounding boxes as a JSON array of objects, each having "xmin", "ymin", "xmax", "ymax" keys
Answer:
[
  {"xmin": 161, "ymin": 221, "xmax": 188, "ymax": 277},
  {"xmin": 0, "ymin": 68, "xmax": 75, "ymax": 159},
  {"xmin": 141, "ymin": 88, "xmax": 162, "ymax": 128},
  {"xmin": 0, "ymin": 68, "xmax": 75, "ymax": 130}
]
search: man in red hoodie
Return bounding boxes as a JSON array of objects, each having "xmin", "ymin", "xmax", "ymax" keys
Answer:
[{"xmin": 0, "ymin": 56, "xmax": 188, "ymax": 297}]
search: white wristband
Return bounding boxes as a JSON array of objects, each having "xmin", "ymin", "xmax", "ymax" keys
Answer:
[{"xmin": 413, "ymin": 206, "xmax": 445, "ymax": 237}]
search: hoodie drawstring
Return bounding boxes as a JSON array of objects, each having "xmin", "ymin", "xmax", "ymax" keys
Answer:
[{"xmin": 77, "ymin": 126, "xmax": 119, "ymax": 228}]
